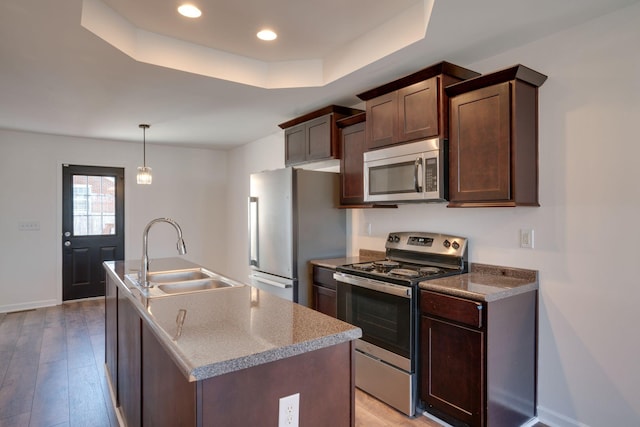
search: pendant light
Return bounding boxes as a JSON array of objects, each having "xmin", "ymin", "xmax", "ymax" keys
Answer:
[{"xmin": 137, "ymin": 124, "xmax": 152, "ymax": 185}]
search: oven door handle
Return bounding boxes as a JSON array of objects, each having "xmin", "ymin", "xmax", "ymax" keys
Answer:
[{"xmin": 333, "ymin": 272, "xmax": 412, "ymax": 298}]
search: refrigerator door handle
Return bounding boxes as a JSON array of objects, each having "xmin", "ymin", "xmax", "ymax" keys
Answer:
[
  {"xmin": 248, "ymin": 196, "xmax": 259, "ymax": 267},
  {"xmin": 248, "ymin": 274, "xmax": 293, "ymax": 289}
]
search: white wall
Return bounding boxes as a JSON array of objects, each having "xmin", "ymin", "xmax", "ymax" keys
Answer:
[
  {"xmin": 226, "ymin": 4, "xmax": 640, "ymax": 426},
  {"xmin": 0, "ymin": 129, "xmax": 228, "ymax": 312}
]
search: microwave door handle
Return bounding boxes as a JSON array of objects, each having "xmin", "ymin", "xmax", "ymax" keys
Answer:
[{"xmin": 414, "ymin": 157, "xmax": 423, "ymax": 193}]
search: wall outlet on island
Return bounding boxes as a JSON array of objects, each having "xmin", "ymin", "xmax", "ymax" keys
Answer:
[{"xmin": 278, "ymin": 393, "xmax": 299, "ymax": 427}]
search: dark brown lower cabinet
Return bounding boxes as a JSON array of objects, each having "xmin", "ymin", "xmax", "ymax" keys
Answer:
[
  {"xmin": 137, "ymin": 340, "xmax": 355, "ymax": 426},
  {"xmin": 312, "ymin": 265, "xmax": 337, "ymax": 317},
  {"xmin": 105, "ymin": 275, "xmax": 118, "ymax": 405},
  {"xmin": 200, "ymin": 342, "xmax": 355, "ymax": 426},
  {"xmin": 421, "ymin": 315, "xmax": 484, "ymax": 426},
  {"xmin": 420, "ymin": 290, "xmax": 537, "ymax": 427},
  {"xmin": 142, "ymin": 323, "xmax": 196, "ymax": 427},
  {"xmin": 117, "ymin": 291, "xmax": 142, "ymax": 427}
]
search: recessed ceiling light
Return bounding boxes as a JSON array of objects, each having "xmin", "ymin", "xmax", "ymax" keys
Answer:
[
  {"xmin": 178, "ymin": 4, "xmax": 202, "ymax": 18},
  {"xmin": 257, "ymin": 29, "xmax": 277, "ymax": 41}
]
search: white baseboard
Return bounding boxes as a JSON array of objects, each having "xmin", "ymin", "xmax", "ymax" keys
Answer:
[
  {"xmin": 423, "ymin": 412, "xmax": 541, "ymax": 427},
  {"xmin": 0, "ymin": 299, "xmax": 58, "ymax": 314},
  {"xmin": 538, "ymin": 406, "xmax": 591, "ymax": 427}
]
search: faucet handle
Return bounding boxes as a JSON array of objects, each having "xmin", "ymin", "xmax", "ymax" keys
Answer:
[{"xmin": 177, "ymin": 238, "xmax": 187, "ymax": 255}]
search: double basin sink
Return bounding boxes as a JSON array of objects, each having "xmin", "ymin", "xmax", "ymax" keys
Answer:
[{"xmin": 125, "ymin": 267, "xmax": 244, "ymax": 298}]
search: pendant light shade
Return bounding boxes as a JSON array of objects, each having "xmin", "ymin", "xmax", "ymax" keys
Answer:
[{"xmin": 137, "ymin": 124, "xmax": 152, "ymax": 185}]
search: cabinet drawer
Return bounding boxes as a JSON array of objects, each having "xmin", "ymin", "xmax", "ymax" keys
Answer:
[
  {"xmin": 313, "ymin": 266, "xmax": 337, "ymax": 290},
  {"xmin": 420, "ymin": 290, "xmax": 483, "ymax": 328}
]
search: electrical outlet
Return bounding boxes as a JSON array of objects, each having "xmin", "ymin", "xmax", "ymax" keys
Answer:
[
  {"xmin": 520, "ymin": 229, "xmax": 534, "ymax": 249},
  {"xmin": 278, "ymin": 393, "xmax": 299, "ymax": 427}
]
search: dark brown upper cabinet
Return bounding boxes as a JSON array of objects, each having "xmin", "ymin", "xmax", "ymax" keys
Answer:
[
  {"xmin": 337, "ymin": 112, "xmax": 366, "ymax": 206},
  {"xmin": 357, "ymin": 62, "xmax": 479, "ymax": 151},
  {"xmin": 279, "ymin": 105, "xmax": 363, "ymax": 166},
  {"xmin": 445, "ymin": 65, "xmax": 547, "ymax": 207}
]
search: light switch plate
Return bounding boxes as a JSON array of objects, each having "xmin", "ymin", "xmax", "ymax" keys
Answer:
[
  {"xmin": 520, "ymin": 229, "xmax": 534, "ymax": 249},
  {"xmin": 19, "ymin": 221, "xmax": 40, "ymax": 231}
]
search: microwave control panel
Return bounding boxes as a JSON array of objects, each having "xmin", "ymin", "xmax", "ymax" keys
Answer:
[{"xmin": 424, "ymin": 158, "xmax": 438, "ymax": 192}]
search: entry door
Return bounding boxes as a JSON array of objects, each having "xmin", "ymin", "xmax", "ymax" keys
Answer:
[{"xmin": 62, "ymin": 165, "xmax": 124, "ymax": 300}]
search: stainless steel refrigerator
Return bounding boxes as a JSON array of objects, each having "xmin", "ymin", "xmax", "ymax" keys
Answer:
[{"xmin": 249, "ymin": 167, "xmax": 346, "ymax": 306}]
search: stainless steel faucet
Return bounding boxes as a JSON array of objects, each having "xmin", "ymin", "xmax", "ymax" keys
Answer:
[{"xmin": 140, "ymin": 217, "xmax": 187, "ymax": 287}]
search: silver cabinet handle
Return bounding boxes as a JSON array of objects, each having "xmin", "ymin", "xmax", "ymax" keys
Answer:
[{"xmin": 64, "ymin": 241, "xmax": 71, "ymax": 247}]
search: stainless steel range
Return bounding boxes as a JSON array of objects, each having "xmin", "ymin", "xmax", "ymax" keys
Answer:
[{"xmin": 334, "ymin": 232, "xmax": 468, "ymax": 416}]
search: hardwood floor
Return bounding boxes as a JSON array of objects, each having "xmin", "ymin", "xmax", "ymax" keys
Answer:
[
  {"xmin": 0, "ymin": 300, "xmax": 445, "ymax": 427},
  {"xmin": 0, "ymin": 300, "xmax": 118, "ymax": 427},
  {"xmin": 355, "ymin": 389, "xmax": 443, "ymax": 427}
]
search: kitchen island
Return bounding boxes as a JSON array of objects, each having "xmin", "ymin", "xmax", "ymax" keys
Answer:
[{"xmin": 104, "ymin": 258, "xmax": 361, "ymax": 427}]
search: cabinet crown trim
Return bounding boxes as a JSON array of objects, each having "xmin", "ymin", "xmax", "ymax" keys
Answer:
[
  {"xmin": 445, "ymin": 64, "xmax": 547, "ymax": 96},
  {"xmin": 336, "ymin": 112, "xmax": 366, "ymax": 128},
  {"xmin": 278, "ymin": 105, "xmax": 363, "ymax": 129},
  {"xmin": 356, "ymin": 61, "xmax": 479, "ymax": 100}
]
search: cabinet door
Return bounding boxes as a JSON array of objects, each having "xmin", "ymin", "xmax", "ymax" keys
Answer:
[
  {"xmin": 366, "ymin": 92, "xmax": 397, "ymax": 149},
  {"xmin": 105, "ymin": 275, "xmax": 118, "ymax": 404},
  {"xmin": 306, "ymin": 115, "xmax": 332, "ymax": 161},
  {"xmin": 285, "ymin": 123, "xmax": 306, "ymax": 166},
  {"xmin": 313, "ymin": 285, "xmax": 337, "ymax": 318},
  {"xmin": 340, "ymin": 121, "xmax": 366, "ymax": 205},
  {"xmin": 142, "ymin": 322, "xmax": 196, "ymax": 427},
  {"xmin": 421, "ymin": 315, "xmax": 483, "ymax": 427},
  {"xmin": 449, "ymin": 82, "xmax": 511, "ymax": 204},
  {"xmin": 398, "ymin": 77, "xmax": 439, "ymax": 142},
  {"xmin": 118, "ymin": 295, "xmax": 141, "ymax": 427}
]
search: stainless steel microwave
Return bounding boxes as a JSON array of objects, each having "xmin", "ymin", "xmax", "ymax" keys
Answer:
[{"xmin": 363, "ymin": 138, "xmax": 447, "ymax": 203}]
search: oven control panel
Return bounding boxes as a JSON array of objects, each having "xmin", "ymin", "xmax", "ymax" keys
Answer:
[
  {"xmin": 386, "ymin": 231, "xmax": 467, "ymax": 256},
  {"xmin": 407, "ymin": 236, "xmax": 434, "ymax": 247}
]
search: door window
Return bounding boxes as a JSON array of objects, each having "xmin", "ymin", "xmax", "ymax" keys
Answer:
[{"xmin": 72, "ymin": 174, "xmax": 117, "ymax": 236}]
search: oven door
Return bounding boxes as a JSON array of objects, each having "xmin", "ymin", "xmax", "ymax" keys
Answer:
[
  {"xmin": 334, "ymin": 272, "xmax": 413, "ymax": 365},
  {"xmin": 363, "ymin": 138, "xmax": 444, "ymax": 203}
]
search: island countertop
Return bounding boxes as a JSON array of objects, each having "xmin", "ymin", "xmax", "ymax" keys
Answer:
[
  {"xmin": 104, "ymin": 258, "xmax": 362, "ymax": 382},
  {"xmin": 418, "ymin": 263, "xmax": 539, "ymax": 302}
]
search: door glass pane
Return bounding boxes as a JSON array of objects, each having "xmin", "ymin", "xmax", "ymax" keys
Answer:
[{"xmin": 72, "ymin": 174, "xmax": 116, "ymax": 236}]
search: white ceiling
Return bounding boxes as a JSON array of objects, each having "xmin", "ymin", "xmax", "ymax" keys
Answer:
[{"xmin": 1, "ymin": 0, "xmax": 637, "ymax": 149}]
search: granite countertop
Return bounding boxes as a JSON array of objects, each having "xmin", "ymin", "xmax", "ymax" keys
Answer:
[
  {"xmin": 309, "ymin": 249, "xmax": 385, "ymax": 269},
  {"xmin": 419, "ymin": 263, "xmax": 539, "ymax": 302},
  {"xmin": 104, "ymin": 258, "xmax": 362, "ymax": 382}
]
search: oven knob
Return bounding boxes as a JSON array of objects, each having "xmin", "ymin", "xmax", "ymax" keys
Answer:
[
  {"xmin": 393, "ymin": 235, "xmax": 400, "ymax": 242},
  {"xmin": 387, "ymin": 235, "xmax": 395, "ymax": 242},
  {"xmin": 452, "ymin": 241, "xmax": 460, "ymax": 250},
  {"xmin": 443, "ymin": 240, "xmax": 451, "ymax": 248}
]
